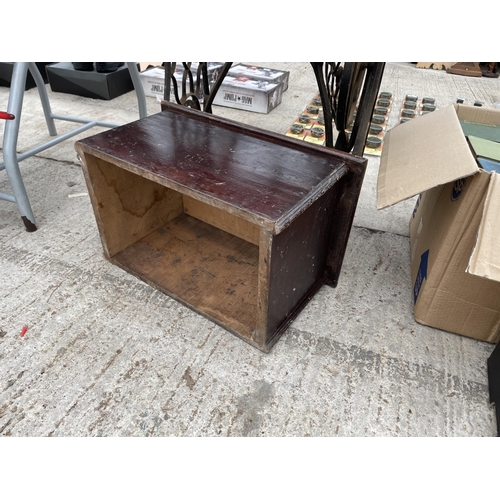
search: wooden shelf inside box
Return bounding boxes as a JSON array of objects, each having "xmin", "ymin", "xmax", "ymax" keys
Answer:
[
  {"xmin": 75, "ymin": 103, "xmax": 366, "ymax": 351},
  {"xmin": 114, "ymin": 208, "xmax": 260, "ymax": 340}
]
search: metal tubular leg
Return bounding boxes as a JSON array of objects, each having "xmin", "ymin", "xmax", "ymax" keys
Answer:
[
  {"xmin": 28, "ymin": 62, "xmax": 57, "ymax": 136},
  {"xmin": 2, "ymin": 63, "xmax": 38, "ymax": 231},
  {"xmin": 0, "ymin": 62, "xmax": 147, "ymax": 231},
  {"xmin": 126, "ymin": 62, "xmax": 147, "ymax": 119}
]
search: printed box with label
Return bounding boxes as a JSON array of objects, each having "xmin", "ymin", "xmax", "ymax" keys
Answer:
[
  {"xmin": 139, "ymin": 63, "xmax": 224, "ymax": 99},
  {"xmin": 212, "ymin": 76, "xmax": 283, "ymax": 114},
  {"xmin": 139, "ymin": 66, "xmax": 166, "ymax": 98},
  {"xmin": 227, "ymin": 64, "xmax": 290, "ymax": 91},
  {"xmin": 377, "ymin": 104, "xmax": 500, "ymax": 343}
]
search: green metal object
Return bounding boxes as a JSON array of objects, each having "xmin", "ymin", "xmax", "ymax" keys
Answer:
[
  {"xmin": 369, "ymin": 123, "xmax": 383, "ymax": 135},
  {"xmin": 311, "ymin": 127, "xmax": 325, "ymax": 138},
  {"xmin": 422, "ymin": 103, "xmax": 436, "ymax": 112},
  {"xmin": 371, "ymin": 115, "xmax": 385, "ymax": 124},
  {"xmin": 401, "ymin": 108, "xmax": 415, "ymax": 118},
  {"xmin": 290, "ymin": 124, "xmax": 304, "ymax": 134},
  {"xmin": 377, "ymin": 98, "xmax": 391, "ymax": 108},
  {"xmin": 366, "ymin": 136, "xmax": 382, "ymax": 148}
]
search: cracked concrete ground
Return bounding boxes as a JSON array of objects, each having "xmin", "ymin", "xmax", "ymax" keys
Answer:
[{"xmin": 0, "ymin": 62, "xmax": 498, "ymax": 436}]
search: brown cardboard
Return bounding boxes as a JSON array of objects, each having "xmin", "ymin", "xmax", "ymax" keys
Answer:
[
  {"xmin": 378, "ymin": 105, "xmax": 479, "ymax": 210},
  {"xmin": 467, "ymin": 174, "xmax": 500, "ymax": 283},
  {"xmin": 378, "ymin": 104, "xmax": 500, "ymax": 343}
]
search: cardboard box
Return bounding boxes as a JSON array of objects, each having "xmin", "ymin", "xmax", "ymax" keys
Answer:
[
  {"xmin": 0, "ymin": 62, "xmax": 53, "ymax": 90},
  {"xmin": 47, "ymin": 62, "xmax": 136, "ymax": 100},
  {"xmin": 139, "ymin": 63, "xmax": 224, "ymax": 99},
  {"xmin": 377, "ymin": 104, "xmax": 500, "ymax": 343},
  {"xmin": 228, "ymin": 64, "xmax": 290, "ymax": 91},
  {"xmin": 139, "ymin": 66, "xmax": 168, "ymax": 98},
  {"xmin": 213, "ymin": 76, "xmax": 283, "ymax": 114}
]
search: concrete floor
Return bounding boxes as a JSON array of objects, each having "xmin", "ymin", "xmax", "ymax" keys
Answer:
[{"xmin": 0, "ymin": 62, "xmax": 498, "ymax": 436}]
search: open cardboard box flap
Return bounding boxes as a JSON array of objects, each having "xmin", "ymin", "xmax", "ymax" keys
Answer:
[
  {"xmin": 378, "ymin": 103, "xmax": 500, "ymax": 285},
  {"xmin": 377, "ymin": 103, "xmax": 500, "ymax": 341},
  {"xmin": 377, "ymin": 105, "xmax": 479, "ymax": 209},
  {"xmin": 467, "ymin": 172, "xmax": 500, "ymax": 282}
]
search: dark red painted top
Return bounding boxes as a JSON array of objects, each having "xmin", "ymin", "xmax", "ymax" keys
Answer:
[{"xmin": 77, "ymin": 104, "xmax": 357, "ymax": 224}]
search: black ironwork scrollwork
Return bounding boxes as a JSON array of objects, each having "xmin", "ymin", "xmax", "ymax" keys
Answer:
[
  {"xmin": 163, "ymin": 62, "xmax": 233, "ymax": 114},
  {"xmin": 311, "ymin": 62, "xmax": 385, "ymax": 155},
  {"xmin": 162, "ymin": 61, "xmax": 385, "ymax": 156}
]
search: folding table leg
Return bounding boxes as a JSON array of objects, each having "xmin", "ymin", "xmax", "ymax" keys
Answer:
[
  {"xmin": 2, "ymin": 63, "xmax": 38, "ymax": 231},
  {"xmin": 1, "ymin": 62, "xmax": 147, "ymax": 232},
  {"xmin": 126, "ymin": 62, "xmax": 147, "ymax": 119},
  {"xmin": 28, "ymin": 62, "xmax": 57, "ymax": 137}
]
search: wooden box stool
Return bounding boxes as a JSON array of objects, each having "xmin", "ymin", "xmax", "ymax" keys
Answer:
[{"xmin": 75, "ymin": 103, "xmax": 366, "ymax": 352}]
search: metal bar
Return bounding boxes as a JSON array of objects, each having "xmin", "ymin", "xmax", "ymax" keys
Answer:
[
  {"xmin": 204, "ymin": 62, "xmax": 232, "ymax": 114},
  {"xmin": 311, "ymin": 62, "xmax": 334, "ymax": 148},
  {"xmin": 334, "ymin": 62, "xmax": 356, "ymax": 152},
  {"xmin": 28, "ymin": 62, "xmax": 57, "ymax": 136},
  {"xmin": 126, "ymin": 62, "xmax": 147, "ymax": 119},
  {"xmin": 182, "ymin": 63, "xmax": 191, "ymax": 98},
  {"xmin": 49, "ymin": 113, "xmax": 119, "ymax": 128},
  {"xmin": 351, "ymin": 62, "xmax": 386, "ymax": 157},
  {"xmin": 163, "ymin": 62, "xmax": 172, "ymax": 102},
  {"xmin": 0, "ymin": 192, "xmax": 16, "ymax": 202},
  {"xmin": 0, "ymin": 122, "xmax": 98, "ymax": 171},
  {"xmin": 195, "ymin": 65, "xmax": 204, "ymax": 106},
  {"xmin": 3, "ymin": 63, "xmax": 37, "ymax": 230},
  {"xmin": 1, "ymin": 62, "xmax": 148, "ymax": 231},
  {"xmin": 201, "ymin": 63, "xmax": 210, "ymax": 98}
]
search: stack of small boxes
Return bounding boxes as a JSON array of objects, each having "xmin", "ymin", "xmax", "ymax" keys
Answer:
[{"xmin": 214, "ymin": 64, "xmax": 289, "ymax": 114}]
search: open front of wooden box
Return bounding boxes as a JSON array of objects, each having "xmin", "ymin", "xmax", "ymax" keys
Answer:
[{"xmin": 75, "ymin": 103, "xmax": 366, "ymax": 351}]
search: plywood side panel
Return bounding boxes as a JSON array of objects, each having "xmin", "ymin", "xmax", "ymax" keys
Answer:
[
  {"xmin": 83, "ymin": 154, "xmax": 184, "ymax": 257},
  {"xmin": 183, "ymin": 195, "xmax": 260, "ymax": 245}
]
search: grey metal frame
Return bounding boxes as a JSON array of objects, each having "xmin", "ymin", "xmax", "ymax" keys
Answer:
[{"xmin": 0, "ymin": 62, "xmax": 147, "ymax": 232}]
